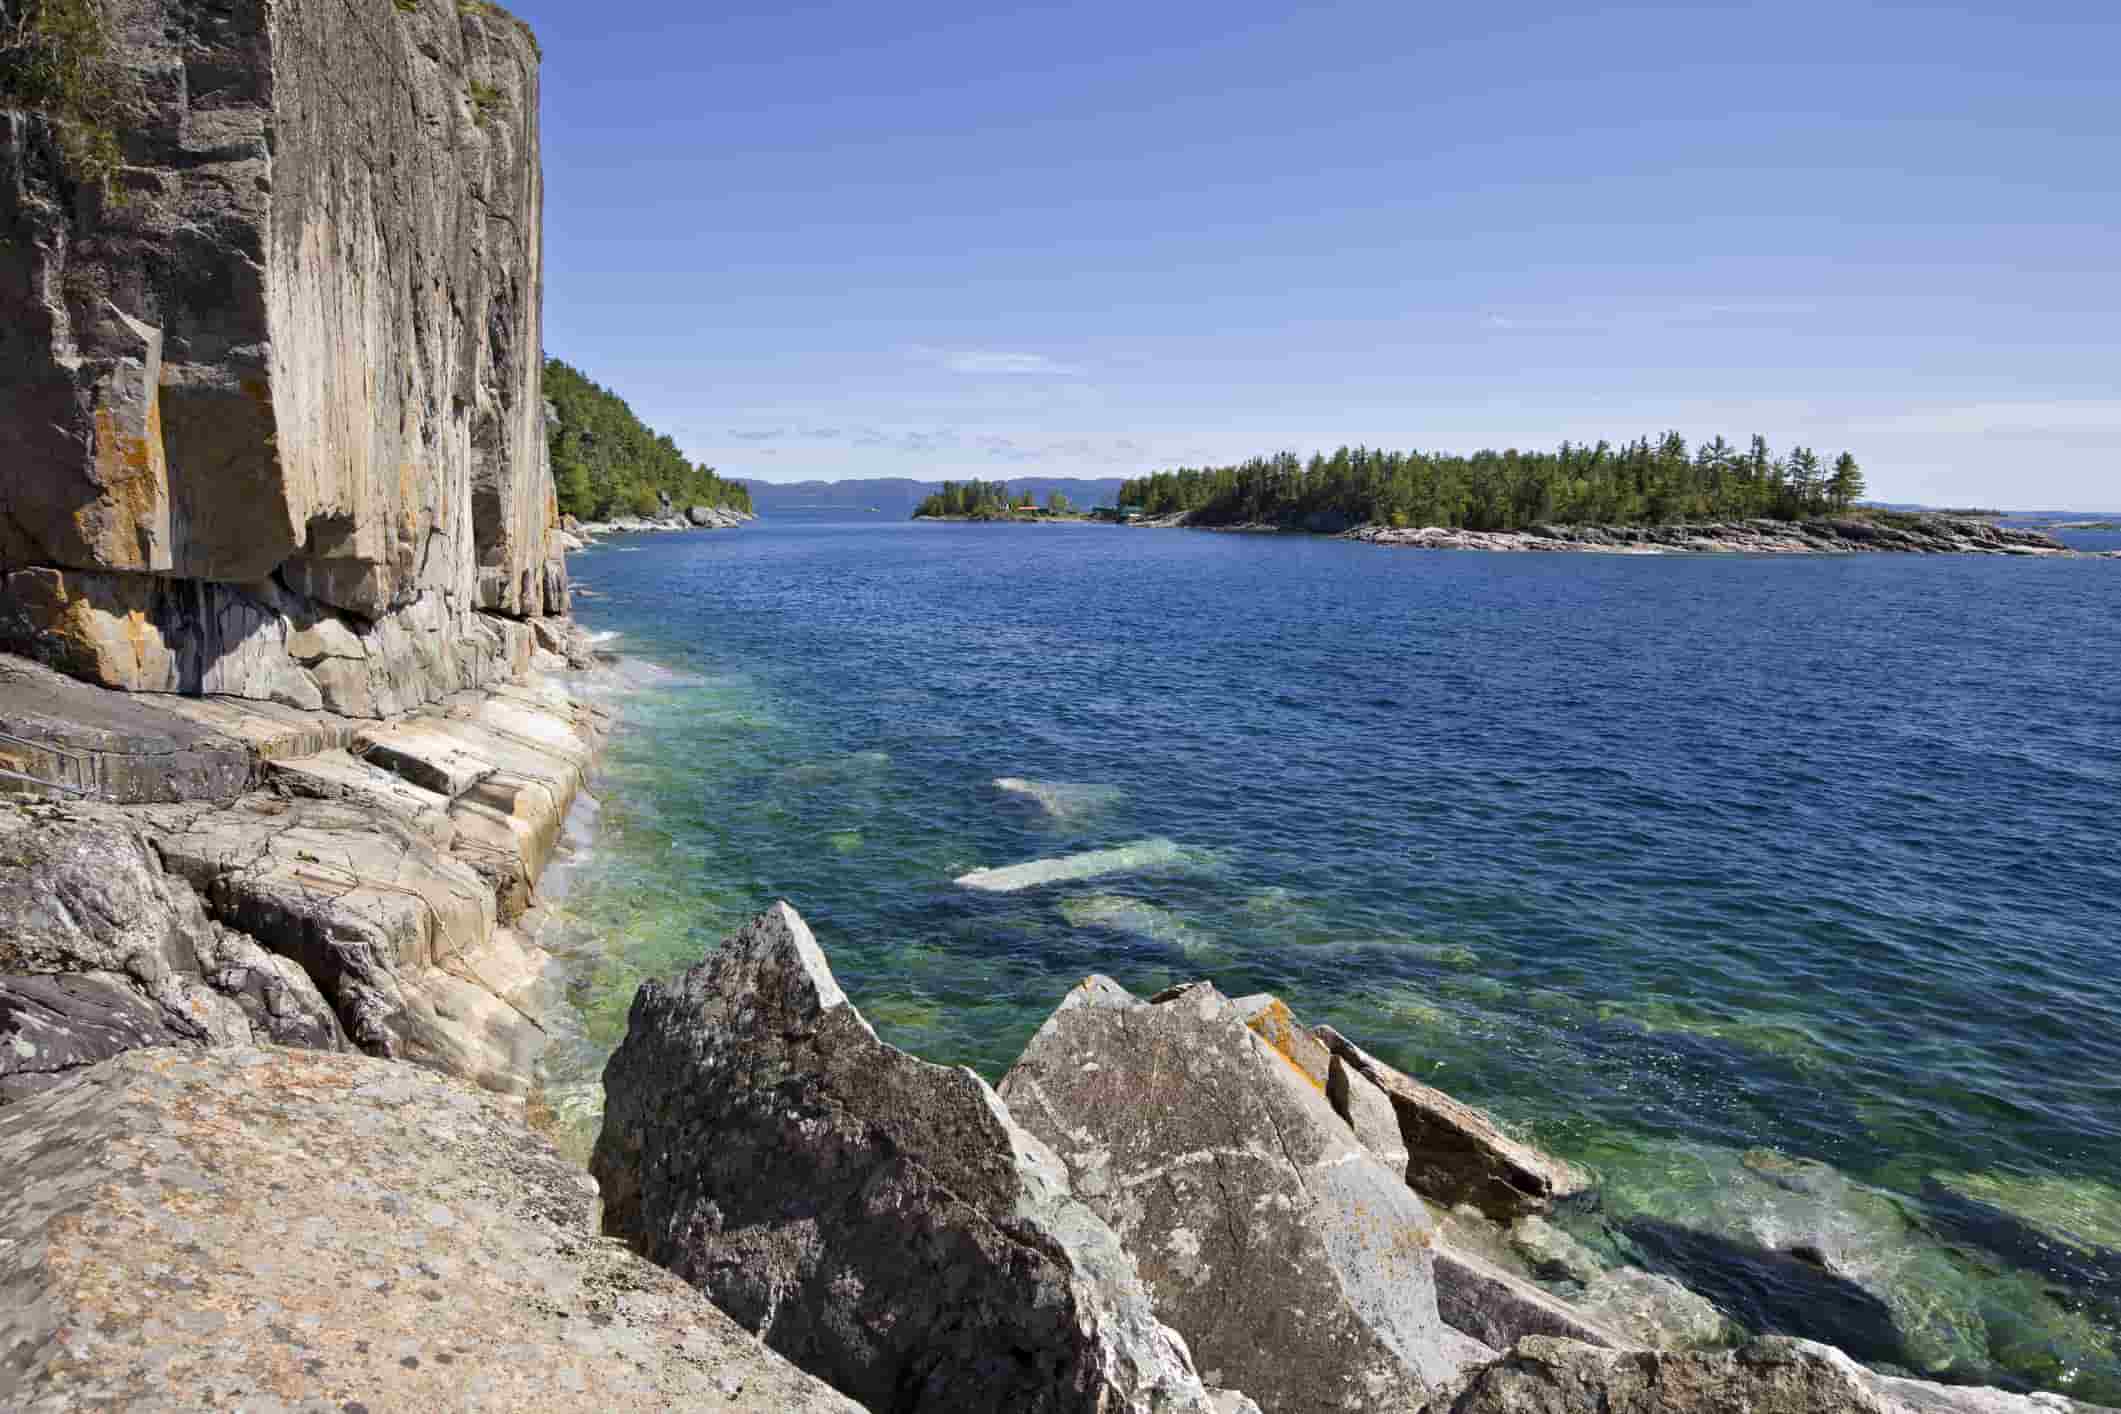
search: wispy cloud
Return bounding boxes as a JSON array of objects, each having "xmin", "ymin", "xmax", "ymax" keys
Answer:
[
  {"xmin": 906, "ymin": 345, "xmax": 1085, "ymax": 377},
  {"xmin": 1481, "ymin": 300, "xmax": 1818, "ymax": 333},
  {"xmin": 718, "ymin": 422, "xmax": 1149, "ymax": 465}
]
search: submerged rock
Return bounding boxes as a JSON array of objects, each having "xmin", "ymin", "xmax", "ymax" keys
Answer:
[
  {"xmin": 1316, "ymin": 1025, "xmax": 1589, "ymax": 1220},
  {"xmin": 0, "ymin": 1046, "xmax": 859, "ymax": 1412},
  {"xmin": 955, "ymin": 836, "xmax": 1192, "ymax": 891},
  {"xmin": 591, "ymin": 903, "xmax": 1222, "ymax": 1414},
  {"xmin": 993, "ymin": 775, "xmax": 1125, "ymax": 820},
  {"xmin": 1001, "ymin": 975, "xmax": 1458, "ymax": 1412}
]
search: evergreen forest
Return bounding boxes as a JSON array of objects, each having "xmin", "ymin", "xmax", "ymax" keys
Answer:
[
  {"xmin": 910, "ymin": 480, "xmax": 1040, "ymax": 518},
  {"xmin": 546, "ymin": 358, "xmax": 752, "ymax": 520},
  {"xmin": 1118, "ymin": 434, "xmax": 1867, "ymax": 529}
]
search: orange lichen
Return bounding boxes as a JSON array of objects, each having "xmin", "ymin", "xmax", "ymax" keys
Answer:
[
  {"xmin": 1244, "ymin": 1000, "xmax": 1327, "ymax": 1093},
  {"xmin": 85, "ymin": 389, "xmax": 169, "ymax": 569}
]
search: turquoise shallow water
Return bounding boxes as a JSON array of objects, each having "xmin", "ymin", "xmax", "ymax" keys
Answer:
[{"xmin": 549, "ymin": 517, "xmax": 2121, "ymax": 1399}]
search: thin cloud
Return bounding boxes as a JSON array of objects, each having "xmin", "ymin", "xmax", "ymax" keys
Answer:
[
  {"xmin": 1480, "ymin": 301, "xmax": 1818, "ymax": 333},
  {"xmin": 906, "ymin": 345, "xmax": 1085, "ymax": 377}
]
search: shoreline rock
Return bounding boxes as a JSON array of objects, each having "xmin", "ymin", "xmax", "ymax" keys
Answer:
[
  {"xmin": 590, "ymin": 902, "xmax": 1227, "ymax": 1413},
  {"xmin": 0, "ymin": 631, "xmax": 609, "ymax": 1105},
  {"xmin": 1000, "ymin": 977, "xmax": 1461, "ymax": 1410}
]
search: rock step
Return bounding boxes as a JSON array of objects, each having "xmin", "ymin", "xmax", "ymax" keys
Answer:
[{"xmin": 0, "ymin": 641, "xmax": 606, "ymax": 1103}]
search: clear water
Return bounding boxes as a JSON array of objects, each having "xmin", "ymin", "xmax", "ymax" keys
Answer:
[{"xmin": 548, "ymin": 517, "xmax": 2121, "ymax": 1400}]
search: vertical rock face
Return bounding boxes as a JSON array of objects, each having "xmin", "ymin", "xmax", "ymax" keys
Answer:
[
  {"xmin": 0, "ymin": 0, "xmax": 553, "ymax": 714},
  {"xmin": 591, "ymin": 902, "xmax": 1224, "ymax": 1414}
]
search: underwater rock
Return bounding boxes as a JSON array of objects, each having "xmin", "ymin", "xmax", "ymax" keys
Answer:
[
  {"xmin": 591, "ymin": 904, "xmax": 1223, "ymax": 1414},
  {"xmin": 1002, "ymin": 975, "xmax": 1459, "ymax": 1412},
  {"xmin": 955, "ymin": 837, "xmax": 1190, "ymax": 891},
  {"xmin": 993, "ymin": 776, "xmax": 1125, "ymax": 820}
]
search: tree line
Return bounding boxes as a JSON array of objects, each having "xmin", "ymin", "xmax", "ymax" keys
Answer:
[
  {"xmin": 546, "ymin": 358, "xmax": 752, "ymax": 520},
  {"xmin": 912, "ymin": 480, "xmax": 1071, "ymax": 518},
  {"xmin": 1118, "ymin": 434, "xmax": 1867, "ymax": 530}
]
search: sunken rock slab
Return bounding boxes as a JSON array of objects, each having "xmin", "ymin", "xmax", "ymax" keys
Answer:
[
  {"xmin": 1316, "ymin": 1026, "xmax": 1588, "ymax": 1220},
  {"xmin": 0, "ymin": 1046, "xmax": 861, "ymax": 1413},
  {"xmin": 1418, "ymin": 1336, "xmax": 2113, "ymax": 1414},
  {"xmin": 1000, "ymin": 976, "xmax": 1459, "ymax": 1413},
  {"xmin": 591, "ymin": 902, "xmax": 1220, "ymax": 1414}
]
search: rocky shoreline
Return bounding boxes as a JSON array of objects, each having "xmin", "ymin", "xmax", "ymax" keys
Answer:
[
  {"xmin": 1138, "ymin": 512, "xmax": 2119, "ymax": 557},
  {"xmin": 4, "ymin": 646, "xmax": 2115, "ymax": 1409}
]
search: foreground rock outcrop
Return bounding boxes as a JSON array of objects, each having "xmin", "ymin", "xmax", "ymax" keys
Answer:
[
  {"xmin": 1001, "ymin": 978, "xmax": 1460, "ymax": 1411},
  {"xmin": 1, "ymin": 0, "xmax": 563, "ymax": 713},
  {"xmin": 0, "ymin": 654, "xmax": 604, "ymax": 1102},
  {"xmin": 0, "ymin": 1046, "xmax": 861, "ymax": 1412},
  {"xmin": 591, "ymin": 902, "xmax": 1227, "ymax": 1414}
]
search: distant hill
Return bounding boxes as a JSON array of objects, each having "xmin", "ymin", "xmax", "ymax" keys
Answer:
[{"xmin": 740, "ymin": 476, "xmax": 1126, "ymax": 515}]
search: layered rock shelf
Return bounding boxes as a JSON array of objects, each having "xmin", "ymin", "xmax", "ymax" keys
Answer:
[{"xmin": 0, "ymin": 636, "xmax": 605, "ymax": 1104}]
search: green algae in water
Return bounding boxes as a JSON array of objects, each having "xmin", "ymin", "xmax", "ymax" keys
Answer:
[
  {"xmin": 1932, "ymin": 1170, "xmax": 2121, "ymax": 1255},
  {"xmin": 1597, "ymin": 997, "xmax": 1836, "ymax": 1076}
]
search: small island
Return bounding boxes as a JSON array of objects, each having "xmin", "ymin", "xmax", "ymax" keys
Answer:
[
  {"xmin": 1109, "ymin": 435, "xmax": 2111, "ymax": 556},
  {"xmin": 911, "ymin": 477, "xmax": 1091, "ymax": 521}
]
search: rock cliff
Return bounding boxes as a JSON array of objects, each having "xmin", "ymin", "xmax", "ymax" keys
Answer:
[{"xmin": 0, "ymin": 0, "xmax": 562, "ymax": 716}]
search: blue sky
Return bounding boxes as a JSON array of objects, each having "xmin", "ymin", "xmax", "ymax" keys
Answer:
[{"xmin": 517, "ymin": 0, "xmax": 2118, "ymax": 507}]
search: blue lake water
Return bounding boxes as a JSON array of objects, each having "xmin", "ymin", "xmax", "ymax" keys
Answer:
[{"xmin": 551, "ymin": 516, "xmax": 2121, "ymax": 1399}]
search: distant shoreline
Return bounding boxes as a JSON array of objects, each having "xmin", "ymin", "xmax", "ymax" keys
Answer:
[{"xmin": 1125, "ymin": 512, "xmax": 2117, "ymax": 558}]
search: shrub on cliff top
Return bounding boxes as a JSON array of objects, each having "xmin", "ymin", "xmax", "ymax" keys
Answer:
[{"xmin": 0, "ymin": 0, "xmax": 124, "ymax": 191}]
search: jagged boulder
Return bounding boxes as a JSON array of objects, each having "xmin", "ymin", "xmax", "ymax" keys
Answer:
[
  {"xmin": 1000, "ymin": 978, "xmax": 1459, "ymax": 1412},
  {"xmin": 1317, "ymin": 1025, "xmax": 1589, "ymax": 1219},
  {"xmin": 0, "ymin": 810, "xmax": 345, "ymax": 1101},
  {"xmin": 0, "ymin": 1046, "xmax": 862, "ymax": 1412},
  {"xmin": 591, "ymin": 902, "xmax": 1225, "ymax": 1414}
]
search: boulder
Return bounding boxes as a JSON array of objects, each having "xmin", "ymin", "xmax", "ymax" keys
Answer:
[
  {"xmin": 591, "ymin": 903, "xmax": 1223, "ymax": 1414},
  {"xmin": 1328, "ymin": 1048, "xmax": 1411, "ymax": 1176},
  {"xmin": 1001, "ymin": 976, "xmax": 1459, "ymax": 1412},
  {"xmin": 1316, "ymin": 1025, "xmax": 1589, "ymax": 1219},
  {"xmin": 1432, "ymin": 1245, "xmax": 1623, "ymax": 1351},
  {"xmin": 1230, "ymin": 990, "xmax": 1332, "ymax": 1088},
  {"xmin": 0, "ymin": 1046, "xmax": 862, "ymax": 1412},
  {"xmin": 1418, "ymin": 1336, "xmax": 2113, "ymax": 1413}
]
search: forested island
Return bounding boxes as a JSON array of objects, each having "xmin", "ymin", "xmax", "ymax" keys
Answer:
[
  {"xmin": 1119, "ymin": 434, "xmax": 1866, "ymax": 530},
  {"xmin": 911, "ymin": 478, "xmax": 1081, "ymax": 519},
  {"xmin": 546, "ymin": 358, "xmax": 753, "ymax": 520}
]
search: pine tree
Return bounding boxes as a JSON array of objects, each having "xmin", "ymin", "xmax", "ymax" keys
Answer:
[{"xmin": 1829, "ymin": 453, "xmax": 1867, "ymax": 511}]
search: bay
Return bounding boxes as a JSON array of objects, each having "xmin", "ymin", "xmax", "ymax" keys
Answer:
[{"xmin": 549, "ymin": 516, "xmax": 2121, "ymax": 1400}]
